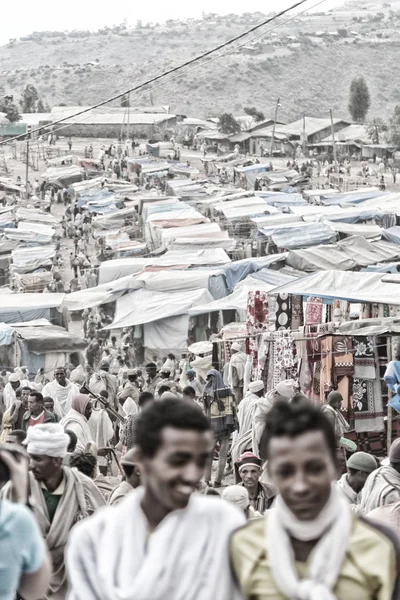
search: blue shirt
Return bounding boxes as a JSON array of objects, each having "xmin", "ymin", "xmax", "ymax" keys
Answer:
[{"xmin": 0, "ymin": 500, "xmax": 45, "ymax": 600}]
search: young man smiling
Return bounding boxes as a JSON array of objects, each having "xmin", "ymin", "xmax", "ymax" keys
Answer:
[
  {"xmin": 67, "ymin": 398, "xmax": 245, "ymax": 600},
  {"xmin": 231, "ymin": 400, "xmax": 400, "ymax": 600}
]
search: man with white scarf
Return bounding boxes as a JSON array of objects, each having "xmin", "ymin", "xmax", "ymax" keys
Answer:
[
  {"xmin": 66, "ymin": 397, "xmax": 245, "ymax": 600},
  {"xmin": 231, "ymin": 380, "xmax": 264, "ymax": 465},
  {"xmin": 337, "ymin": 451, "xmax": 378, "ymax": 508},
  {"xmin": 42, "ymin": 367, "xmax": 80, "ymax": 418},
  {"xmin": 3, "ymin": 372, "xmax": 29, "ymax": 410},
  {"xmin": 231, "ymin": 400, "xmax": 400, "ymax": 599},
  {"xmin": 360, "ymin": 438, "xmax": 400, "ymax": 514},
  {"xmin": 1, "ymin": 423, "xmax": 104, "ymax": 600},
  {"xmin": 227, "ymin": 342, "xmax": 247, "ymax": 403}
]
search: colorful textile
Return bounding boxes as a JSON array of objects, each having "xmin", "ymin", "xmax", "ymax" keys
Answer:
[
  {"xmin": 290, "ymin": 295, "xmax": 303, "ymax": 330},
  {"xmin": 353, "ymin": 336, "xmax": 375, "ymax": 380},
  {"xmin": 353, "ymin": 340, "xmax": 384, "ymax": 433},
  {"xmin": 247, "ymin": 290, "xmax": 269, "ymax": 369},
  {"xmin": 305, "ymin": 297, "xmax": 323, "ymax": 325},
  {"xmin": 275, "ymin": 293, "xmax": 291, "ymax": 331}
]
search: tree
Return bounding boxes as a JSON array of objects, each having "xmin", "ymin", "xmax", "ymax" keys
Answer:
[
  {"xmin": 366, "ymin": 118, "xmax": 387, "ymax": 144},
  {"xmin": 20, "ymin": 84, "xmax": 39, "ymax": 113},
  {"xmin": 37, "ymin": 98, "xmax": 46, "ymax": 113},
  {"xmin": 348, "ymin": 77, "xmax": 371, "ymax": 122},
  {"xmin": 120, "ymin": 94, "xmax": 130, "ymax": 108},
  {"xmin": 389, "ymin": 105, "xmax": 400, "ymax": 147},
  {"xmin": 244, "ymin": 106, "xmax": 265, "ymax": 122},
  {"xmin": 219, "ymin": 112, "xmax": 241, "ymax": 134},
  {"xmin": 0, "ymin": 96, "xmax": 21, "ymax": 122}
]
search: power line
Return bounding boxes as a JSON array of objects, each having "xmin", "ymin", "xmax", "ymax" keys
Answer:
[
  {"xmin": 0, "ymin": 0, "xmax": 321, "ymax": 147},
  {"xmin": 3, "ymin": 0, "xmax": 329, "ymax": 145}
]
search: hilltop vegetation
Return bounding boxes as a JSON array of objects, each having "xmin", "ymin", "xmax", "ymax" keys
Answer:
[{"xmin": 1, "ymin": 3, "xmax": 400, "ymax": 121}]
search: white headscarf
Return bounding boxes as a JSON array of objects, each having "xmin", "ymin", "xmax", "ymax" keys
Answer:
[{"xmin": 25, "ymin": 423, "xmax": 69, "ymax": 458}]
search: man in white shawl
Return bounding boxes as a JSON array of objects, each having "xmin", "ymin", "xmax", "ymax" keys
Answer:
[
  {"xmin": 42, "ymin": 367, "xmax": 80, "ymax": 418},
  {"xmin": 227, "ymin": 342, "xmax": 248, "ymax": 403},
  {"xmin": 67, "ymin": 397, "xmax": 245, "ymax": 600},
  {"xmin": 1, "ymin": 423, "xmax": 104, "ymax": 600},
  {"xmin": 231, "ymin": 380, "xmax": 264, "ymax": 465},
  {"xmin": 60, "ymin": 394, "xmax": 94, "ymax": 453},
  {"xmin": 359, "ymin": 438, "xmax": 400, "ymax": 514},
  {"xmin": 231, "ymin": 400, "xmax": 400, "ymax": 600},
  {"xmin": 89, "ymin": 361, "xmax": 119, "ymax": 410},
  {"xmin": 3, "ymin": 372, "xmax": 29, "ymax": 410},
  {"xmin": 337, "ymin": 451, "xmax": 378, "ymax": 507}
]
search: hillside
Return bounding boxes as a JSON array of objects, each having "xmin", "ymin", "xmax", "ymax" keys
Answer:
[{"xmin": 1, "ymin": 1, "xmax": 400, "ymax": 121}]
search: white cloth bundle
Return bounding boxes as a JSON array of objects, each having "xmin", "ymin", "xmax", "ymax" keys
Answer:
[
  {"xmin": 25, "ymin": 423, "xmax": 69, "ymax": 458},
  {"xmin": 266, "ymin": 484, "xmax": 352, "ymax": 600},
  {"xmin": 67, "ymin": 487, "xmax": 245, "ymax": 600}
]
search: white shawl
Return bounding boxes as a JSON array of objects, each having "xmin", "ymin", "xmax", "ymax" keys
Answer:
[
  {"xmin": 42, "ymin": 379, "xmax": 80, "ymax": 417},
  {"xmin": 60, "ymin": 409, "xmax": 93, "ymax": 453},
  {"xmin": 231, "ymin": 391, "xmax": 259, "ymax": 464},
  {"xmin": 359, "ymin": 465, "xmax": 400, "ymax": 514},
  {"xmin": 67, "ymin": 488, "xmax": 245, "ymax": 600},
  {"xmin": 267, "ymin": 485, "xmax": 352, "ymax": 600}
]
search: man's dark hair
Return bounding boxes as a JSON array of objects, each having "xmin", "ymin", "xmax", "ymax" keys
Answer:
[
  {"xmin": 259, "ymin": 400, "xmax": 337, "ymax": 461},
  {"xmin": 9, "ymin": 429, "xmax": 27, "ymax": 444},
  {"xmin": 128, "ymin": 373, "xmax": 137, "ymax": 382},
  {"xmin": 138, "ymin": 391, "xmax": 154, "ymax": 408},
  {"xmin": 158, "ymin": 384, "xmax": 170, "ymax": 397},
  {"xmin": 69, "ymin": 452, "xmax": 97, "ymax": 479},
  {"xmin": 122, "ymin": 464, "xmax": 134, "ymax": 478},
  {"xmin": 43, "ymin": 396, "xmax": 54, "ymax": 404},
  {"xmin": 65, "ymin": 429, "xmax": 78, "ymax": 453},
  {"xmin": 20, "ymin": 386, "xmax": 32, "ymax": 392},
  {"xmin": 183, "ymin": 386, "xmax": 196, "ymax": 397},
  {"xmin": 99, "ymin": 389, "xmax": 109, "ymax": 399},
  {"xmin": 146, "ymin": 362, "xmax": 157, "ymax": 369},
  {"xmin": 29, "ymin": 391, "xmax": 44, "ymax": 404},
  {"xmin": 135, "ymin": 398, "xmax": 210, "ymax": 458}
]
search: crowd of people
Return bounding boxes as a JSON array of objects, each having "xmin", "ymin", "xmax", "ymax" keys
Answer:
[{"xmin": 2, "ymin": 352, "xmax": 400, "ymax": 599}]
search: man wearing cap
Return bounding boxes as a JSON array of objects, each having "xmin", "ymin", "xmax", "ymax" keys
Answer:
[
  {"xmin": 321, "ymin": 390, "xmax": 350, "ymax": 447},
  {"xmin": 231, "ymin": 380, "xmax": 264, "ymax": 465},
  {"xmin": 1, "ymin": 423, "xmax": 104, "ymax": 599},
  {"xmin": 3, "ymin": 372, "xmax": 29, "ymax": 411},
  {"xmin": 186, "ymin": 369, "xmax": 203, "ymax": 398},
  {"xmin": 42, "ymin": 367, "xmax": 80, "ymax": 418},
  {"xmin": 117, "ymin": 370, "xmax": 140, "ymax": 405},
  {"xmin": 236, "ymin": 451, "xmax": 277, "ymax": 514},
  {"xmin": 337, "ymin": 451, "xmax": 378, "ymax": 507},
  {"xmin": 227, "ymin": 342, "xmax": 248, "ymax": 403},
  {"xmin": 108, "ymin": 448, "xmax": 141, "ymax": 506},
  {"xmin": 360, "ymin": 438, "xmax": 400, "ymax": 514}
]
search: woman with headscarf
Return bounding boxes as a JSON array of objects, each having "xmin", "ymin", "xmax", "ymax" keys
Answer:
[
  {"xmin": 60, "ymin": 394, "xmax": 94, "ymax": 453},
  {"xmin": 203, "ymin": 369, "xmax": 237, "ymax": 488}
]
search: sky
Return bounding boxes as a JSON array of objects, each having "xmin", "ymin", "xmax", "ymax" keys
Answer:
[{"xmin": 0, "ymin": 0, "xmax": 345, "ymax": 46}]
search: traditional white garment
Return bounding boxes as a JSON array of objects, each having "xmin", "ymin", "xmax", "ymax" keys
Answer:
[
  {"xmin": 267, "ymin": 485, "xmax": 352, "ymax": 600},
  {"xmin": 252, "ymin": 393, "xmax": 274, "ymax": 457},
  {"xmin": 66, "ymin": 487, "xmax": 245, "ymax": 600},
  {"xmin": 42, "ymin": 379, "xmax": 80, "ymax": 417},
  {"xmin": 60, "ymin": 409, "xmax": 93, "ymax": 453},
  {"xmin": 191, "ymin": 355, "xmax": 212, "ymax": 384},
  {"xmin": 88, "ymin": 408, "xmax": 114, "ymax": 450},
  {"xmin": 359, "ymin": 465, "xmax": 400, "ymax": 514},
  {"xmin": 227, "ymin": 352, "xmax": 248, "ymax": 388},
  {"xmin": 231, "ymin": 391, "xmax": 259, "ymax": 464},
  {"xmin": 337, "ymin": 473, "xmax": 359, "ymax": 505},
  {"xmin": 3, "ymin": 380, "xmax": 29, "ymax": 410}
]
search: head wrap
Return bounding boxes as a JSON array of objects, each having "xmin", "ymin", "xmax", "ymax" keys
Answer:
[
  {"xmin": 390, "ymin": 438, "xmax": 400, "ymax": 463},
  {"xmin": 71, "ymin": 394, "xmax": 90, "ymax": 416},
  {"xmin": 25, "ymin": 423, "xmax": 69, "ymax": 458},
  {"xmin": 160, "ymin": 391, "xmax": 179, "ymax": 401},
  {"xmin": 123, "ymin": 397, "xmax": 138, "ymax": 417},
  {"xmin": 231, "ymin": 342, "xmax": 242, "ymax": 353},
  {"xmin": 8, "ymin": 373, "xmax": 20, "ymax": 383},
  {"xmin": 276, "ymin": 379, "xmax": 296, "ymax": 399},
  {"xmin": 204, "ymin": 369, "xmax": 227, "ymax": 395},
  {"xmin": 327, "ymin": 390, "xmax": 343, "ymax": 404},
  {"xmin": 236, "ymin": 451, "xmax": 262, "ymax": 473},
  {"xmin": 347, "ymin": 451, "xmax": 377, "ymax": 474},
  {"xmin": 248, "ymin": 380, "xmax": 264, "ymax": 394},
  {"xmin": 222, "ymin": 485, "xmax": 249, "ymax": 510}
]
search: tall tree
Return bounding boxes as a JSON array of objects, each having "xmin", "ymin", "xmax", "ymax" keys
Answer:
[
  {"xmin": 219, "ymin": 112, "xmax": 241, "ymax": 134},
  {"xmin": 20, "ymin": 84, "xmax": 39, "ymax": 113},
  {"xmin": 244, "ymin": 106, "xmax": 265, "ymax": 123},
  {"xmin": 348, "ymin": 77, "xmax": 371, "ymax": 122},
  {"xmin": 0, "ymin": 96, "xmax": 21, "ymax": 122}
]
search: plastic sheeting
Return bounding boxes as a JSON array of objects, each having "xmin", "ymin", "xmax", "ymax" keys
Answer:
[
  {"xmin": 144, "ymin": 314, "xmax": 190, "ymax": 352},
  {"xmin": 382, "ymin": 226, "xmax": 400, "ymax": 245},
  {"xmin": 11, "ymin": 245, "xmax": 56, "ymax": 274},
  {"xmin": 270, "ymin": 270, "xmax": 400, "ymax": 305},
  {"xmin": 325, "ymin": 222, "xmax": 382, "ymax": 239},
  {"xmin": 271, "ymin": 222, "xmax": 337, "ymax": 250},
  {"xmin": 104, "ymin": 287, "xmax": 213, "ymax": 329},
  {"xmin": 222, "ymin": 255, "xmax": 287, "ymax": 292},
  {"xmin": 14, "ymin": 324, "xmax": 85, "ymax": 354}
]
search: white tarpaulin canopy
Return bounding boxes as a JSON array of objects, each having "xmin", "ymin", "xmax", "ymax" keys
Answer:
[
  {"xmin": 105, "ymin": 287, "xmax": 213, "ymax": 330},
  {"xmin": 11, "ymin": 245, "xmax": 56, "ymax": 274},
  {"xmin": 270, "ymin": 270, "xmax": 400, "ymax": 305},
  {"xmin": 0, "ymin": 293, "xmax": 64, "ymax": 311}
]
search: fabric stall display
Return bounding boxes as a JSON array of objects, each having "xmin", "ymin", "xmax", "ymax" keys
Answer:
[
  {"xmin": 319, "ymin": 336, "xmax": 353, "ymax": 411},
  {"xmin": 246, "ymin": 290, "xmax": 269, "ymax": 371},
  {"xmin": 290, "ymin": 295, "xmax": 303, "ymax": 330},
  {"xmin": 352, "ymin": 336, "xmax": 384, "ymax": 433},
  {"xmin": 263, "ymin": 331, "xmax": 298, "ymax": 392},
  {"xmin": 305, "ymin": 296, "xmax": 323, "ymax": 325},
  {"xmin": 275, "ymin": 294, "xmax": 292, "ymax": 331}
]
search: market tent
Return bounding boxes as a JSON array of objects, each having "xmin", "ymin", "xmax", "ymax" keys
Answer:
[
  {"xmin": 4, "ymin": 222, "xmax": 55, "ymax": 244},
  {"xmin": 0, "ymin": 293, "xmax": 65, "ymax": 323},
  {"xmin": 222, "ymin": 254, "xmax": 287, "ymax": 292},
  {"xmin": 325, "ymin": 222, "xmax": 382, "ymax": 239},
  {"xmin": 14, "ymin": 323, "xmax": 85, "ymax": 354},
  {"xmin": 11, "ymin": 245, "xmax": 56, "ymax": 274},
  {"xmin": 338, "ymin": 316, "xmax": 400, "ymax": 337},
  {"xmin": 221, "ymin": 204, "xmax": 279, "ymax": 220},
  {"xmin": 269, "ymin": 270, "xmax": 400, "ymax": 305},
  {"xmin": 382, "ymin": 226, "xmax": 400, "ymax": 245},
  {"xmin": 271, "ymin": 222, "xmax": 337, "ymax": 250},
  {"xmin": 16, "ymin": 208, "xmax": 59, "ymax": 226}
]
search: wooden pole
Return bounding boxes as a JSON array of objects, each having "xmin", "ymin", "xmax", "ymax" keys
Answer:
[
  {"xmin": 329, "ymin": 109, "xmax": 338, "ymax": 173},
  {"xmin": 302, "ymin": 112, "xmax": 307, "ymax": 155},
  {"xmin": 269, "ymin": 98, "xmax": 280, "ymax": 157}
]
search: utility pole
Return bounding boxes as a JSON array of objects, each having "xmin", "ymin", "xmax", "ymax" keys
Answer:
[
  {"xmin": 25, "ymin": 125, "xmax": 31, "ymax": 199},
  {"xmin": 269, "ymin": 97, "xmax": 281, "ymax": 157},
  {"xmin": 329, "ymin": 109, "xmax": 338, "ymax": 172},
  {"xmin": 126, "ymin": 93, "xmax": 130, "ymax": 140},
  {"xmin": 302, "ymin": 112, "xmax": 307, "ymax": 155}
]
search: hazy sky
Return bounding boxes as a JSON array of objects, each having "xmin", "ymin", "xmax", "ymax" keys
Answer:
[{"xmin": 1, "ymin": 0, "xmax": 344, "ymax": 45}]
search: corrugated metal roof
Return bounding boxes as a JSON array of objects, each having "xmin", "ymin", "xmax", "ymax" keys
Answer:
[
  {"xmin": 50, "ymin": 110, "xmax": 176, "ymax": 126},
  {"xmin": 276, "ymin": 117, "xmax": 350, "ymax": 137}
]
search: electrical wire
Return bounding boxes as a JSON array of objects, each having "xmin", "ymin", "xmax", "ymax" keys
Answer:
[{"xmin": 0, "ymin": 0, "xmax": 327, "ymax": 147}]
